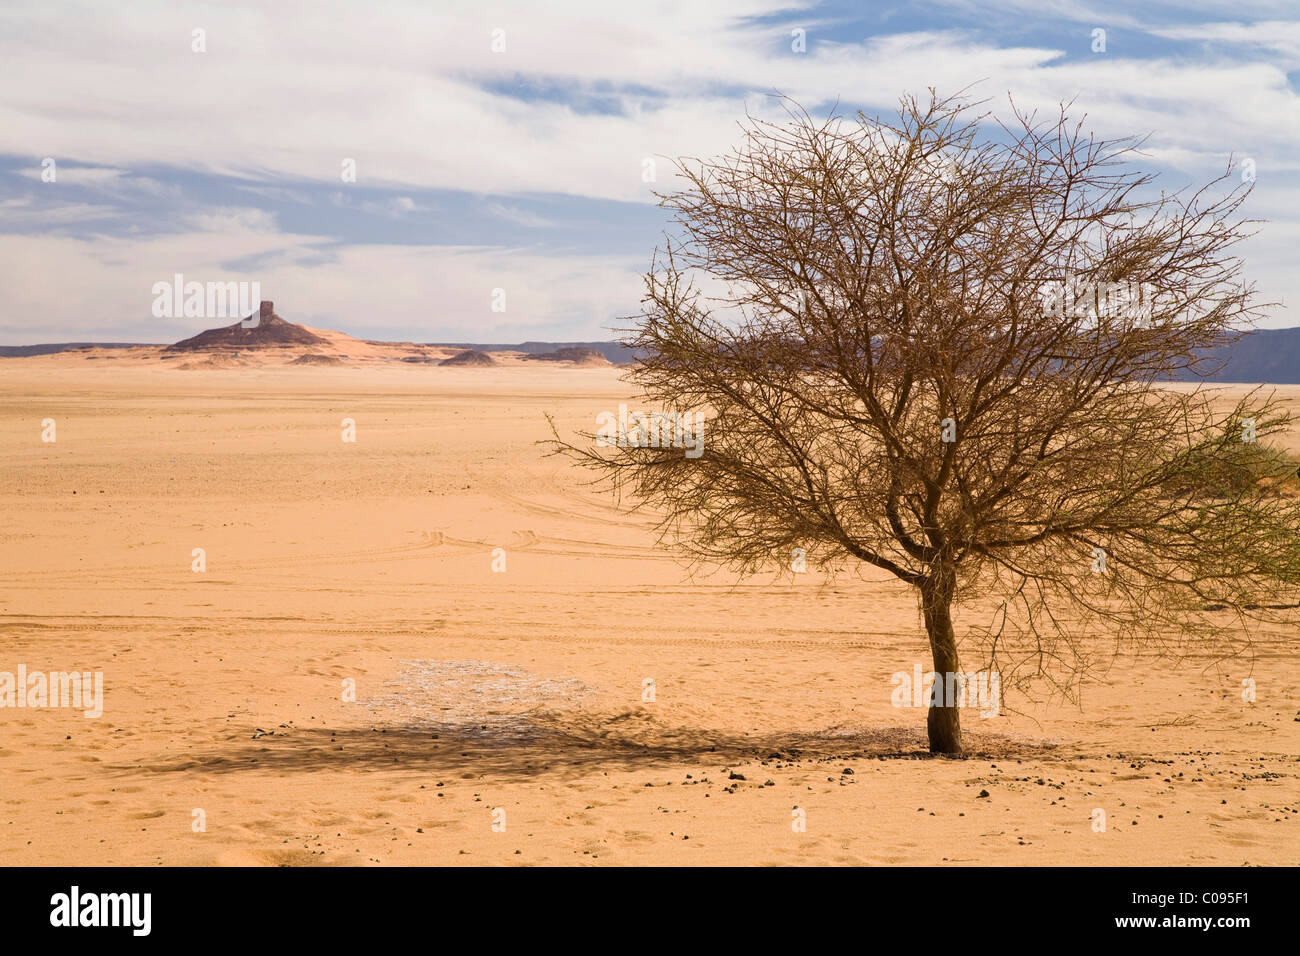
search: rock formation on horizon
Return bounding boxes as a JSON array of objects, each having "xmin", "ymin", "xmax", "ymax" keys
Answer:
[
  {"xmin": 288, "ymin": 352, "xmax": 344, "ymax": 366},
  {"xmin": 439, "ymin": 349, "xmax": 496, "ymax": 367},
  {"xmin": 165, "ymin": 301, "xmax": 326, "ymax": 352},
  {"xmin": 523, "ymin": 346, "xmax": 610, "ymax": 366}
]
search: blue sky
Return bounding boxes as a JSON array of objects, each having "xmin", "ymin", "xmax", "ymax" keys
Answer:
[{"xmin": 1, "ymin": 0, "xmax": 1298, "ymax": 343}]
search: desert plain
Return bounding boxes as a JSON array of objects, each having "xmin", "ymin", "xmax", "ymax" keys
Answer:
[{"xmin": 1, "ymin": 353, "xmax": 1297, "ymax": 866}]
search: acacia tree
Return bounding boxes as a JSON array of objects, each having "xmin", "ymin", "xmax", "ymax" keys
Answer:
[{"xmin": 556, "ymin": 92, "xmax": 1300, "ymax": 754}]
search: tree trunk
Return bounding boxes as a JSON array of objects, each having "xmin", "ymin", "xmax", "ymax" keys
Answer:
[{"xmin": 921, "ymin": 570, "xmax": 963, "ymax": 755}]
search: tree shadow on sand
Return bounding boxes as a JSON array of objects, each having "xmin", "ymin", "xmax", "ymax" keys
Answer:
[{"xmin": 137, "ymin": 708, "xmax": 1065, "ymax": 778}]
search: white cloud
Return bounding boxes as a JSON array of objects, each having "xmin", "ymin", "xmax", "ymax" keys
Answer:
[
  {"xmin": 486, "ymin": 202, "xmax": 557, "ymax": 228},
  {"xmin": 16, "ymin": 166, "xmax": 127, "ymax": 186},
  {"xmin": 180, "ymin": 206, "xmax": 281, "ymax": 234},
  {"xmin": 0, "ymin": 196, "xmax": 120, "ymax": 224},
  {"xmin": 4, "ymin": 1, "xmax": 1296, "ymax": 200},
  {"xmin": 15, "ymin": 164, "xmax": 181, "ymax": 197},
  {"xmin": 1149, "ymin": 20, "xmax": 1300, "ymax": 64}
]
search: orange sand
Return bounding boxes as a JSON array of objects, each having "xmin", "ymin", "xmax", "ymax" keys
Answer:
[{"xmin": 1, "ymin": 358, "xmax": 1296, "ymax": 865}]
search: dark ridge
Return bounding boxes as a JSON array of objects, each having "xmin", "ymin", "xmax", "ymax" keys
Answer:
[
  {"xmin": 430, "ymin": 341, "xmax": 643, "ymax": 365},
  {"xmin": 438, "ymin": 349, "xmax": 496, "ymax": 367},
  {"xmin": 9, "ymin": 326, "xmax": 1298, "ymax": 380},
  {"xmin": 0, "ymin": 342, "xmax": 163, "ymax": 357},
  {"xmin": 288, "ymin": 352, "xmax": 343, "ymax": 366},
  {"xmin": 524, "ymin": 347, "xmax": 609, "ymax": 364},
  {"xmin": 1162, "ymin": 327, "xmax": 1300, "ymax": 384}
]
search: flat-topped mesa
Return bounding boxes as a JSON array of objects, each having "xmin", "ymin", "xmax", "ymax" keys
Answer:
[{"xmin": 165, "ymin": 300, "xmax": 327, "ymax": 352}]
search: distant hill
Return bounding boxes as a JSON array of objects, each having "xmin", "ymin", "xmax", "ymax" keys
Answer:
[
  {"xmin": 6, "ymin": 318, "xmax": 1297, "ymax": 380},
  {"xmin": 0, "ymin": 342, "xmax": 162, "ymax": 357},
  {"xmin": 1, "ymin": 334, "xmax": 641, "ymax": 363},
  {"xmin": 524, "ymin": 347, "xmax": 610, "ymax": 366},
  {"xmin": 165, "ymin": 302, "xmax": 325, "ymax": 352},
  {"xmin": 288, "ymin": 352, "xmax": 344, "ymax": 366},
  {"xmin": 439, "ymin": 349, "xmax": 495, "ymax": 367},
  {"xmin": 433, "ymin": 341, "xmax": 643, "ymax": 364}
]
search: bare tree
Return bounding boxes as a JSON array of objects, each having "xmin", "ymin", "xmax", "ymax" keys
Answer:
[{"xmin": 554, "ymin": 92, "xmax": 1300, "ymax": 754}]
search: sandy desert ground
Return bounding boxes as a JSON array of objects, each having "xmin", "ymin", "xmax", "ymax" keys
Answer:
[{"xmin": 1, "ymin": 356, "xmax": 1297, "ymax": 866}]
